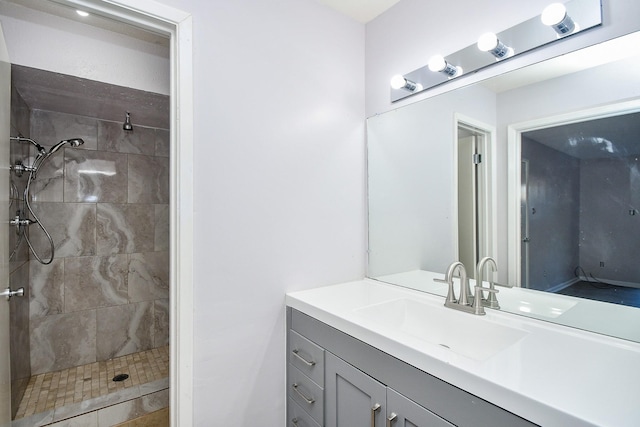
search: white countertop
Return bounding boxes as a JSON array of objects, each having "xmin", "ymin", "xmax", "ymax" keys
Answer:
[{"xmin": 286, "ymin": 279, "xmax": 640, "ymax": 427}]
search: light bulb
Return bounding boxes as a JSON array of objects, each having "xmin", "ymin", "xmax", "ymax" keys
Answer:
[
  {"xmin": 541, "ymin": 3, "xmax": 575, "ymax": 35},
  {"xmin": 428, "ymin": 55, "xmax": 447, "ymax": 72},
  {"xmin": 477, "ymin": 32, "xmax": 513, "ymax": 59},
  {"xmin": 390, "ymin": 75, "xmax": 407, "ymax": 90},
  {"xmin": 76, "ymin": 10, "xmax": 89, "ymax": 17},
  {"xmin": 477, "ymin": 32, "xmax": 499, "ymax": 52},
  {"xmin": 541, "ymin": 3, "xmax": 567, "ymax": 26}
]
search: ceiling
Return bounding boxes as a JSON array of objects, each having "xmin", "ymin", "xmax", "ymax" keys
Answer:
[
  {"xmin": 316, "ymin": 0, "xmax": 400, "ymax": 23},
  {"xmin": 525, "ymin": 111, "xmax": 640, "ymax": 159}
]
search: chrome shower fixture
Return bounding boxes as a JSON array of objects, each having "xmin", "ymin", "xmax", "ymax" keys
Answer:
[
  {"xmin": 123, "ymin": 111, "xmax": 133, "ymax": 131},
  {"xmin": 48, "ymin": 138, "xmax": 85, "ymax": 155},
  {"xmin": 10, "ymin": 136, "xmax": 46, "ymax": 154},
  {"xmin": 9, "ymin": 136, "xmax": 86, "ymax": 265}
]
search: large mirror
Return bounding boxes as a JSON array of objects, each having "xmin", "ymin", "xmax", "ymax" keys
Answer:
[{"xmin": 367, "ymin": 31, "xmax": 640, "ymax": 342}]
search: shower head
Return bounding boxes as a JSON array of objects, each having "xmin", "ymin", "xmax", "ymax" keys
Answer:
[
  {"xmin": 48, "ymin": 138, "xmax": 85, "ymax": 155},
  {"xmin": 10, "ymin": 136, "xmax": 46, "ymax": 154}
]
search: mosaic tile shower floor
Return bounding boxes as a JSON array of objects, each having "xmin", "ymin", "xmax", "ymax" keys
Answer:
[{"xmin": 15, "ymin": 346, "xmax": 169, "ymax": 420}]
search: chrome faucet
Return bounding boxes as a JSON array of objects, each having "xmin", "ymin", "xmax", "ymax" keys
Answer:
[
  {"xmin": 475, "ymin": 257, "xmax": 513, "ymax": 311},
  {"xmin": 476, "ymin": 257, "xmax": 499, "ymax": 309},
  {"xmin": 435, "ymin": 261, "xmax": 478, "ymax": 314}
]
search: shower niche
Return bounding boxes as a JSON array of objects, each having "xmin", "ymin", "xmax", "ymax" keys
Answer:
[{"xmin": 8, "ymin": 64, "xmax": 170, "ymax": 423}]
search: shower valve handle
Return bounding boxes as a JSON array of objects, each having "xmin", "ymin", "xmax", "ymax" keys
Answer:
[{"xmin": 2, "ymin": 287, "xmax": 24, "ymax": 300}]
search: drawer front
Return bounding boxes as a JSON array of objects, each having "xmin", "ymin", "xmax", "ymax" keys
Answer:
[
  {"xmin": 288, "ymin": 364, "xmax": 324, "ymax": 425},
  {"xmin": 289, "ymin": 330, "xmax": 324, "ymax": 386},
  {"xmin": 287, "ymin": 397, "xmax": 321, "ymax": 427}
]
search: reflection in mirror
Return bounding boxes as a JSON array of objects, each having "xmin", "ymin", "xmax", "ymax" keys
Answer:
[
  {"xmin": 518, "ymin": 112, "xmax": 640, "ymax": 309},
  {"xmin": 367, "ymin": 31, "xmax": 640, "ymax": 342}
]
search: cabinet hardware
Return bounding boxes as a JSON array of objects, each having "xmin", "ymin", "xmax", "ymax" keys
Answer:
[
  {"xmin": 386, "ymin": 412, "xmax": 397, "ymax": 427},
  {"xmin": 292, "ymin": 348, "xmax": 316, "ymax": 366},
  {"xmin": 371, "ymin": 403, "xmax": 381, "ymax": 427},
  {"xmin": 292, "ymin": 383, "xmax": 315, "ymax": 404},
  {"xmin": 291, "ymin": 417, "xmax": 299, "ymax": 426}
]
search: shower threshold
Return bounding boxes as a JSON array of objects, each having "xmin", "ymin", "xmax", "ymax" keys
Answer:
[{"xmin": 12, "ymin": 346, "xmax": 169, "ymax": 427}]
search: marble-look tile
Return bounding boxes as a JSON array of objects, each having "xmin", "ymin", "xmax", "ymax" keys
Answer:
[
  {"xmin": 127, "ymin": 155, "xmax": 169, "ymax": 204},
  {"xmin": 64, "ymin": 255, "xmax": 129, "ymax": 312},
  {"xmin": 128, "ymin": 252, "xmax": 169, "ymax": 302},
  {"xmin": 96, "ymin": 389, "xmax": 168, "ymax": 427},
  {"xmin": 96, "ymin": 302, "xmax": 153, "ymax": 360},
  {"xmin": 96, "ymin": 204, "xmax": 154, "ymax": 255},
  {"xmin": 10, "ymin": 261, "xmax": 31, "ymax": 418},
  {"xmin": 29, "ymin": 202, "xmax": 96, "ymax": 258},
  {"xmin": 154, "ymin": 204, "xmax": 169, "ymax": 252},
  {"xmin": 30, "ymin": 310, "xmax": 97, "ymax": 374},
  {"xmin": 31, "ymin": 110, "xmax": 98, "ymax": 151},
  {"xmin": 29, "ymin": 153, "xmax": 65, "ymax": 203},
  {"xmin": 49, "ymin": 411, "xmax": 98, "ymax": 427},
  {"xmin": 52, "ymin": 386, "xmax": 141, "ymax": 423},
  {"xmin": 11, "ymin": 83, "xmax": 30, "ymax": 136},
  {"xmin": 29, "ymin": 258, "xmax": 64, "ymax": 318},
  {"xmin": 98, "ymin": 121, "xmax": 155, "ymax": 155},
  {"xmin": 154, "ymin": 129, "xmax": 169, "ymax": 157},
  {"xmin": 153, "ymin": 299, "xmax": 169, "ymax": 348},
  {"xmin": 10, "ymin": 409, "xmax": 54, "ymax": 427},
  {"xmin": 114, "ymin": 407, "xmax": 169, "ymax": 427},
  {"xmin": 139, "ymin": 377, "xmax": 169, "ymax": 396},
  {"xmin": 64, "ymin": 149, "xmax": 128, "ymax": 203}
]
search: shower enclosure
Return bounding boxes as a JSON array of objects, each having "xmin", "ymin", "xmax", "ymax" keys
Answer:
[{"xmin": 8, "ymin": 64, "xmax": 170, "ymax": 425}]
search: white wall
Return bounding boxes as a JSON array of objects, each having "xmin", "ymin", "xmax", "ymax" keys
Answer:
[
  {"xmin": 166, "ymin": 1, "xmax": 366, "ymax": 424},
  {"xmin": 0, "ymin": 1, "xmax": 170, "ymax": 95},
  {"xmin": 0, "ymin": 0, "xmax": 366, "ymax": 425}
]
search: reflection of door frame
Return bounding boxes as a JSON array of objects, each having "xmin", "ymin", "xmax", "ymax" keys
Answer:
[
  {"xmin": 507, "ymin": 99, "xmax": 640, "ymax": 287},
  {"xmin": 454, "ymin": 114, "xmax": 497, "ymax": 277},
  {"xmin": 29, "ymin": 1, "xmax": 195, "ymax": 424}
]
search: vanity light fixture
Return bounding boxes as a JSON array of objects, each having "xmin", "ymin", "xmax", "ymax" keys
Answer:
[
  {"xmin": 428, "ymin": 55, "xmax": 463, "ymax": 78},
  {"xmin": 541, "ymin": 3, "xmax": 577, "ymax": 35},
  {"xmin": 477, "ymin": 32, "xmax": 514, "ymax": 59},
  {"xmin": 390, "ymin": 75, "xmax": 422, "ymax": 92}
]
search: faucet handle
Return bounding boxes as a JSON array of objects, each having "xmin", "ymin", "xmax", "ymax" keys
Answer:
[{"xmin": 473, "ymin": 285, "xmax": 498, "ymax": 315}]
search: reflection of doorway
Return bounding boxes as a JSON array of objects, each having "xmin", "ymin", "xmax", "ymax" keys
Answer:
[
  {"xmin": 508, "ymin": 100, "xmax": 640, "ymax": 307},
  {"xmin": 456, "ymin": 117, "xmax": 496, "ymax": 279}
]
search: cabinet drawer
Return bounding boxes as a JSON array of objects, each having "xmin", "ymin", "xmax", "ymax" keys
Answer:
[
  {"xmin": 288, "ymin": 364, "xmax": 324, "ymax": 425},
  {"xmin": 289, "ymin": 330, "xmax": 324, "ymax": 386},
  {"xmin": 287, "ymin": 397, "xmax": 321, "ymax": 427}
]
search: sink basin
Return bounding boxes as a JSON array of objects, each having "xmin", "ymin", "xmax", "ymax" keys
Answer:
[{"xmin": 354, "ymin": 298, "xmax": 528, "ymax": 361}]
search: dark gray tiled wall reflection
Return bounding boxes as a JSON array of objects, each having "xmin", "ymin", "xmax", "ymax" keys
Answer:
[
  {"xmin": 522, "ymin": 137, "xmax": 580, "ymax": 291},
  {"xmin": 26, "ymin": 110, "xmax": 170, "ymax": 375},
  {"xmin": 579, "ymin": 156, "xmax": 640, "ymax": 283}
]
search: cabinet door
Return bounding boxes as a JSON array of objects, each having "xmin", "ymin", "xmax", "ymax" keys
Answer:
[
  {"xmin": 326, "ymin": 352, "xmax": 386, "ymax": 427},
  {"xmin": 386, "ymin": 388, "xmax": 454, "ymax": 427}
]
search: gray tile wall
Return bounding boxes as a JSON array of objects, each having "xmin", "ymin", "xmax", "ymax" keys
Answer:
[
  {"xmin": 9, "ymin": 84, "xmax": 33, "ymax": 418},
  {"xmin": 24, "ymin": 110, "xmax": 170, "ymax": 375},
  {"xmin": 522, "ymin": 137, "xmax": 580, "ymax": 291},
  {"xmin": 579, "ymin": 156, "xmax": 640, "ymax": 283}
]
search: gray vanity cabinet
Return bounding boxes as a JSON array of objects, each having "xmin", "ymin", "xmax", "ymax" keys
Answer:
[
  {"xmin": 325, "ymin": 351, "xmax": 386, "ymax": 426},
  {"xmin": 325, "ymin": 351, "xmax": 453, "ymax": 427},
  {"xmin": 287, "ymin": 308, "xmax": 538, "ymax": 427}
]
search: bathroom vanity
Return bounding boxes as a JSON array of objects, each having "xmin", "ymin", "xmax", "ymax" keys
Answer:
[{"xmin": 286, "ymin": 279, "xmax": 640, "ymax": 426}]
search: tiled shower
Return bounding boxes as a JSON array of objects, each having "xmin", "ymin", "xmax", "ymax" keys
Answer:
[{"xmin": 8, "ymin": 66, "xmax": 170, "ymax": 424}]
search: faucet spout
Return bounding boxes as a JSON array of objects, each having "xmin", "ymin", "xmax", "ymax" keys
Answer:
[{"xmin": 476, "ymin": 257, "xmax": 499, "ymax": 309}]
